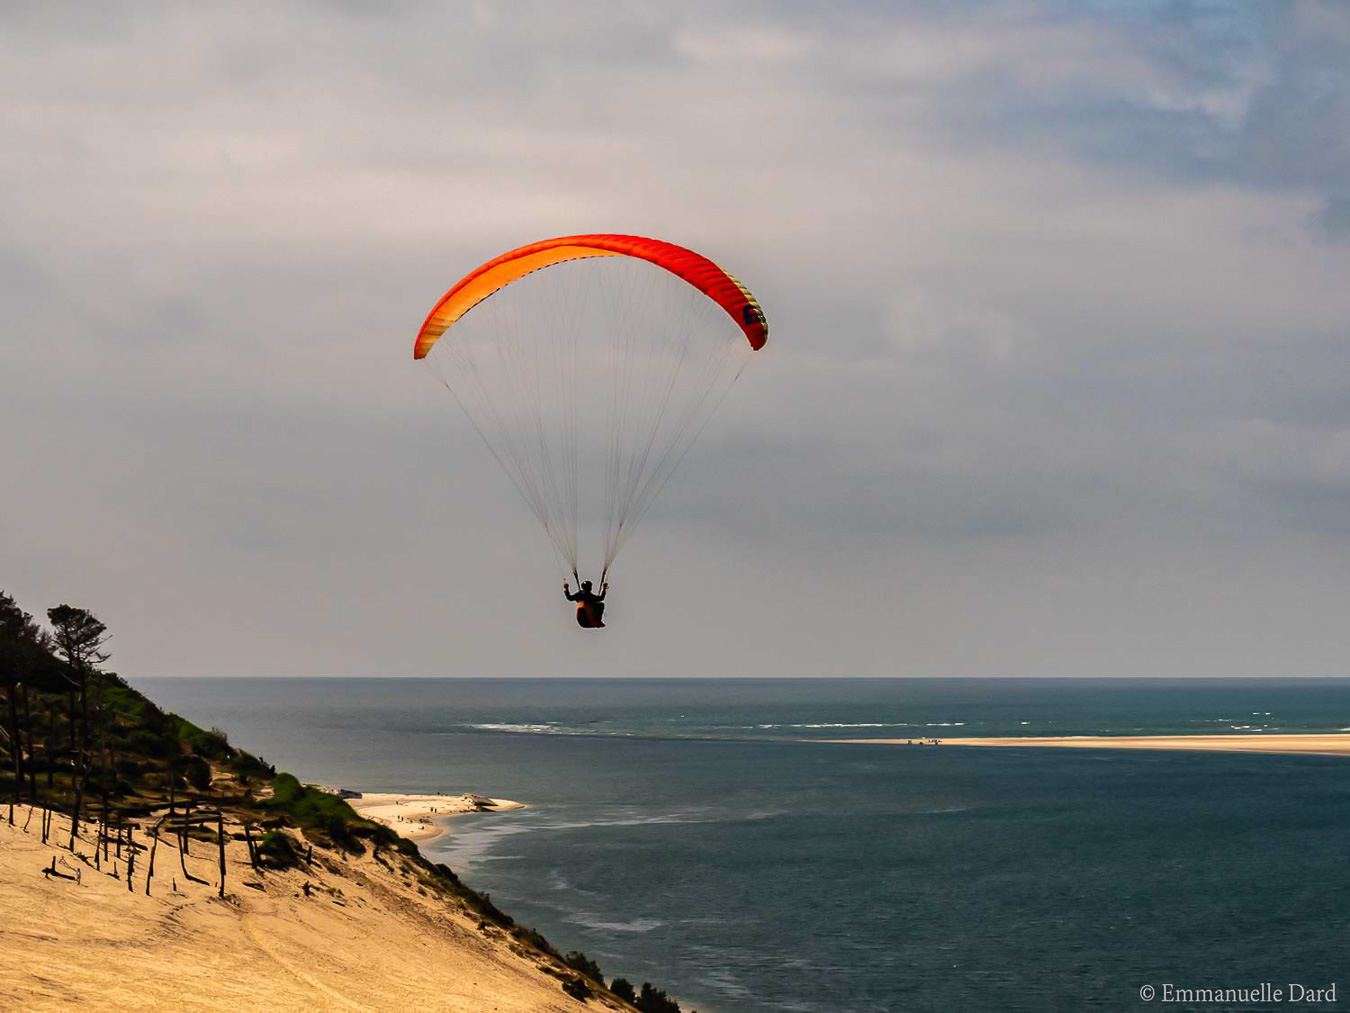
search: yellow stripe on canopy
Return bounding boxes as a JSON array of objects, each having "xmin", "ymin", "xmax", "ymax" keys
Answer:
[{"xmin": 415, "ymin": 246, "xmax": 623, "ymax": 357}]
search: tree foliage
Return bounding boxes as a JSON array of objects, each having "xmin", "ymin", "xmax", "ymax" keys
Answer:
[
  {"xmin": 1, "ymin": 592, "xmax": 45, "ymax": 660},
  {"xmin": 1, "ymin": 592, "xmax": 44, "ymax": 812},
  {"xmin": 257, "ymin": 829, "xmax": 302, "ymax": 869},
  {"xmin": 562, "ymin": 977, "xmax": 593, "ymax": 1001},
  {"xmin": 182, "ymin": 755, "xmax": 212, "ymax": 791},
  {"xmin": 564, "ymin": 951, "xmax": 604, "ymax": 983},
  {"xmin": 636, "ymin": 982, "xmax": 682, "ymax": 1013},
  {"xmin": 46, "ymin": 604, "xmax": 110, "ymax": 675}
]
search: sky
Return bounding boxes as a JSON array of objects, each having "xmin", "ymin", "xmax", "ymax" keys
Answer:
[{"xmin": 3, "ymin": 1, "xmax": 1350, "ymax": 679}]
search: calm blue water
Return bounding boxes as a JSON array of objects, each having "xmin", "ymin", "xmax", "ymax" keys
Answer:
[{"xmin": 132, "ymin": 678, "xmax": 1350, "ymax": 1012}]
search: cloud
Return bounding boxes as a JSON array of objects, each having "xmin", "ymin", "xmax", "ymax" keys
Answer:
[
  {"xmin": 2, "ymin": 1, "xmax": 1350, "ymax": 678},
  {"xmin": 1312, "ymin": 193, "xmax": 1350, "ymax": 242}
]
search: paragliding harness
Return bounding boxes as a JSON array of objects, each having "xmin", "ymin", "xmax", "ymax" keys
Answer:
[
  {"xmin": 576, "ymin": 601, "xmax": 605, "ymax": 629},
  {"xmin": 566, "ymin": 576, "xmax": 607, "ymax": 629}
]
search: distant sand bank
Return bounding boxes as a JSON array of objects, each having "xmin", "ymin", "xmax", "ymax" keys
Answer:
[
  {"xmin": 826, "ymin": 734, "xmax": 1350, "ymax": 756},
  {"xmin": 0, "ymin": 805, "xmax": 592, "ymax": 1012},
  {"xmin": 347, "ymin": 792, "xmax": 525, "ymax": 843}
]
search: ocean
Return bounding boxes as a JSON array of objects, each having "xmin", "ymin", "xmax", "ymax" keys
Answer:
[{"xmin": 131, "ymin": 678, "xmax": 1350, "ymax": 1012}]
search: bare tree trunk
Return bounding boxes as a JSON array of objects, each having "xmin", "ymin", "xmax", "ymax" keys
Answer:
[
  {"xmin": 146, "ymin": 829, "xmax": 158, "ymax": 896},
  {"xmin": 6, "ymin": 681, "xmax": 21, "ymax": 825},
  {"xmin": 66, "ymin": 687, "xmax": 76, "ymax": 774},
  {"xmin": 78, "ymin": 670, "xmax": 89, "ymax": 759},
  {"xmin": 21, "ymin": 685, "xmax": 36, "ymax": 806},
  {"xmin": 176, "ymin": 807, "xmax": 208, "ymax": 886},
  {"xmin": 100, "ymin": 716, "xmax": 111, "ymax": 863},
  {"xmin": 67, "ymin": 672, "xmax": 87, "ymax": 849},
  {"xmin": 217, "ymin": 812, "xmax": 226, "ymax": 899},
  {"xmin": 244, "ymin": 822, "xmax": 260, "ymax": 872},
  {"xmin": 126, "ymin": 825, "xmax": 136, "ymax": 892},
  {"xmin": 178, "ymin": 813, "xmax": 190, "ymax": 877},
  {"xmin": 68, "ymin": 767, "xmax": 83, "ymax": 848},
  {"xmin": 45, "ymin": 702, "xmax": 54, "ymax": 791}
]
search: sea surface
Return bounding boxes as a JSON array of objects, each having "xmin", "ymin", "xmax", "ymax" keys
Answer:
[{"xmin": 132, "ymin": 678, "xmax": 1350, "ymax": 1012}]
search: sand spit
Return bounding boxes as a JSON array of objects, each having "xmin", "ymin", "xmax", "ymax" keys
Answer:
[
  {"xmin": 347, "ymin": 792, "xmax": 525, "ymax": 843},
  {"xmin": 827, "ymin": 733, "xmax": 1350, "ymax": 756},
  {"xmin": 0, "ymin": 805, "xmax": 607, "ymax": 1012}
]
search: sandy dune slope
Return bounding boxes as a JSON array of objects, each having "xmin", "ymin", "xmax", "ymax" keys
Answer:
[{"xmin": 0, "ymin": 805, "xmax": 603, "ymax": 1013}]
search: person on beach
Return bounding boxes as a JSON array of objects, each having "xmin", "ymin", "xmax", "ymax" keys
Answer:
[{"xmin": 564, "ymin": 579, "xmax": 608, "ymax": 629}]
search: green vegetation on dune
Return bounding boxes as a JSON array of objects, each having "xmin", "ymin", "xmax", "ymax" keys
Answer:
[
  {"xmin": 0, "ymin": 594, "xmax": 277, "ymax": 821},
  {"xmin": 256, "ymin": 827, "xmax": 302, "ymax": 869},
  {"xmin": 268, "ymin": 772, "xmax": 361, "ymax": 824},
  {"xmin": 263, "ymin": 772, "xmax": 406, "ymax": 855}
]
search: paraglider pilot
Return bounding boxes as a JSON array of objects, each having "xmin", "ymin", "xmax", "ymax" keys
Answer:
[{"xmin": 564, "ymin": 579, "xmax": 608, "ymax": 629}]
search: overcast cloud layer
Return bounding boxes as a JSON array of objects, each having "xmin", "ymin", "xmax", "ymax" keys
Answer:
[{"xmin": 4, "ymin": 1, "xmax": 1350, "ymax": 678}]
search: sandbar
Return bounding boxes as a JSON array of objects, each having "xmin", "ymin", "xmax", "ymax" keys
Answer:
[
  {"xmin": 826, "ymin": 733, "xmax": 1350, "ymax": 756},
  {"xmin": 348, "ymin": 792, "xmax": 525, "ymax": 842}
]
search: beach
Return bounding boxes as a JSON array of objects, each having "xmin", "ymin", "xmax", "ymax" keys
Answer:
[
  {"xmin": 0, "ymin": 804, "xmax": 600, "ymax": 1012},
  {"xmin": 347, "ymin": 792, "xmax": 526, "ymax": 843},
  {"xmin": 826, "ymin": 733, "xmax": 1350, "ymax": 756}
]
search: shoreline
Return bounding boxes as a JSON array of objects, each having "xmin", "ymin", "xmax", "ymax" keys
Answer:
[
  {"xmin": 345, "ymin": 791, "xmax": 526, "ymax": 843},
  {"xmin": 824, "ymin": 733, "xmax": 1350, "ymax": 756}
]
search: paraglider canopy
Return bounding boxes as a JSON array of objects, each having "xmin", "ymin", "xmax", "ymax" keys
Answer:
[
  {"xmin": 415, "ymin": 234, "xmax": 766, "ymax": 583},
  {"xmin": 415, "ymin": 234, "xmax": 768, "ymax": 359}
]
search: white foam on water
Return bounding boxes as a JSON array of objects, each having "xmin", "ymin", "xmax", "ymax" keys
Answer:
[
  {"xmin": 567, "ymin": 914, "xmax": 666, "ymax": 933},
  {"xmin": 470, "ymin": 722, "xmax": 558, "ymax": 734}
]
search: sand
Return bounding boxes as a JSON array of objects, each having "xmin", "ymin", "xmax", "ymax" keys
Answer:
[
  {"xmin": 348, "ymin": 793, "xmax": 525, "ymax": 843},
  {"xmin": 0, "ymin": 805, "xmax": 609, "ymax": 1012},
  {"xmin": 826, "ymin": 733, "xmax": 1350, "ymax": 756}
]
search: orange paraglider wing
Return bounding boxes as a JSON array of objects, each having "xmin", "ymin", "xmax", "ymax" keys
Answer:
[{"xmin": 414, "ymin": 234, "xmax": 768, "ymax": 359}]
